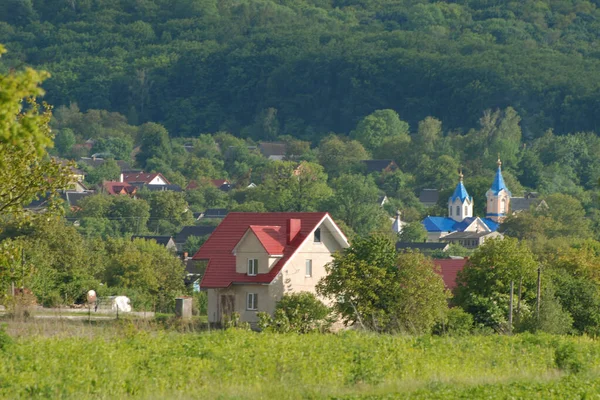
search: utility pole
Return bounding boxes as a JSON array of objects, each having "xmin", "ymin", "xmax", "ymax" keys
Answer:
[
  {"xmin": 21, "ymin": 248, "xmax": 25, "ymax": 295},
  {"xmin": 517, "ymin": 277, "xmax": 522, "ymax": 322},
  {"xmin": 509, "ymin": 280, "xmax": 514, "ymax": 334},
  {"xmin": 536, "ymin": 267, "xmax": 542, "ymax": 321}
]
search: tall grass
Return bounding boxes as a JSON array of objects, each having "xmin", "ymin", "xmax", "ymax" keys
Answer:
[{"xmin": 1, "ymin": 320, "xmax": 599, "ymax": 399}]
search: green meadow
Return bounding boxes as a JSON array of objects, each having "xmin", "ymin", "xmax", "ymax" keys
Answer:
[{"xmin": 1, "ymin": 320, "xmax": 600, "ymax": 399}]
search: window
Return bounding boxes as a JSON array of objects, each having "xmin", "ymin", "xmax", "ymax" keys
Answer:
[
  {"xmin": 247, "ymin": 293, "xmax": 258, "ymax": 310},
  {"xmin": 305, "ymin": 259, "xmax": 313, "ymax": 277},
  {"xmin": 501, "ymin": 198, "xmax": 506, "ymax": 213},
  {"xmin": 456, "ymin": 206, "xmax": 460, "ymax": 215},
  {"xmin": 314, "ymin": 228, "xmax": 321, "ymax": 243},
  {"xmin": 247, "ymin": 259, "xmax": 258, "ymax": 276}
]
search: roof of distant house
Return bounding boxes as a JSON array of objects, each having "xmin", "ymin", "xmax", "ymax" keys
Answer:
[
  {"xmin": 361, "ymin": 159, "xmax": 398, "ymax": 173},
  {"xmin": 131, "ymin": 235, "xmax": 175, "ymax": 247},
  {"xmin": 78, "ymin": 157, "xmax": 132, "ymax": 172},
  {"xmin": 64, "ymin": 192, "xmax": 94, "ymax": 207},
  {"xmin": 441, "ymin": 231, "xmax": 499, "ymax": 240},
  {"xmin": 175, "ymin": 225, "xmax": 217, "ymax": 244},
  {"xmin": 396, "ymin": 242, "xmax": 449, "ymax": 251},
  {"xmin": 419, "ymin": 189, "xmax": 439, "ymax": 204},
  {"xmin": 433, "ymin": 258, "xmax": 468, "ymax": 289},
  {"xmin": 103, "ymin": 181, "xmax": 136, "ymax": 195},
  {"xmin": 121, "ymin": 171, "xmax": 170, "ymax": 185},
  {"xmin": 130, "ymin": 183, "xmax": 183, "ymax": 192},
  {"xmin": 259, "ymin": 142, "xmax": 287, "ymax": 158},
  {"xmin": 203, "ymin": 208, "xmax": 229, "ymax": 218},
  {"xmin": 194, "ymin": 212, "xmax": 347, "ymax": 288}
]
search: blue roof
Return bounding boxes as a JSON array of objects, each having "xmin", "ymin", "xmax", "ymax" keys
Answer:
[
  {"xmin": 449, "ymin": 181, "xmax": 471, "ymax": 203},
  {"xmin": 422, "ymin": 216, "xmax": 500, "ymax": 233},
  {"xmin": 482, "ymin": 218, "xmax": 499, "ymax": 232},
  {"xmin": 489, "ymin": 167, "xmax": 511, "ymax": 196},
  {"xmin": 422, "ymin": 217, "xmax": 457, "ymax": 232}
]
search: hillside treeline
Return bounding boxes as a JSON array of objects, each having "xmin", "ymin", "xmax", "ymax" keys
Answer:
[{"xmin": 2, "ymin": 0, "xmax": 600, "ymax": 139}]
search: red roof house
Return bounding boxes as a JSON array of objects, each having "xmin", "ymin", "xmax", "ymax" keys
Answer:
[
  {"xmin": 432, "ymin": 258, "xmax": 468, "ymax": 289},
  {"xmin": 193, "ymin": 212, "xmax": 349, "ymax": 324},
  {"xmin": 120, "ymin": 172, "xmax": 170, "ymax": 185},
  {"xmin": 103, "ymin": 181, "xmax": 137, "ymax": 196}
]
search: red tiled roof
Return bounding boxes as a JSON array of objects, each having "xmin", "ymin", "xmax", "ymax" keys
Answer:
[
  {"xmin": 103, "ymin": 181, "xmax": 136, "ymax": 195},
  {"xmin": 432, "ymin": 258, "xmax": 468, "ymax": 289},
  {"xmin": 211, "ymin": 179, "xmax": 229, "ymax": 187},
  {"xmin": 195, "ymin": 212, "xmax": 329, "ymax": 288},
  {"xmin": 121, "ymin": 172, "xmax": 170, "ymax": 185},
  {"xmin": 248, "ymin": 225, "xmax": 285, "ymax": 255},
  {"xmin": 186, "ymin": 180, "xmax": 199, "ymax": 190}
]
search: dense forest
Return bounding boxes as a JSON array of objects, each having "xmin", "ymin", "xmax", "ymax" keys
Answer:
[{"xmin": 2, "ymin": 0, "xmax": 600, "ymax": 139}]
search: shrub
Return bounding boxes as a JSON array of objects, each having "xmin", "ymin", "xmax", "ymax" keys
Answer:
[
  {"xmin": 433, "ymin": 307, "xmax": 473, "ymax": 336},
  {"xmin": 0, "ymin": 324, "xmax": 12, "ymax": 352},
  {"xmin": 555, "ymin": 342, "xmax": 588, "ymax": 374},
  {"xmin": 260, "ymin": 292, "xmax": 332, "ymax": 333}
]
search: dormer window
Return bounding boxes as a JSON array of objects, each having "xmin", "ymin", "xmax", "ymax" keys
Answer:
[
  {"xmin": 314, "ymin": 228, "xmax": 321, "ymax": 243},
  {"xmin": 247, "ymin": 259, "xmax": 258, "ymax": 276}
]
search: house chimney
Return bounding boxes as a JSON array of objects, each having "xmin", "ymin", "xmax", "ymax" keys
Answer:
[
  {"xmin": 287, "ymin": 219, "xmax": 301, "ymax": 244},
  {"xmin": 119, "ymin": 173, "xmax": 124, "ymax": 183}
]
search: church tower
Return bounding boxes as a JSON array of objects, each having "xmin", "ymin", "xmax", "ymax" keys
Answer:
[
  {"xmin": 448, "ymin": 171, "xmax": 473, "ymax": 222},
  {"xmin": 486, "ymin": 158, "xmax": 512, "ymax": 222}
]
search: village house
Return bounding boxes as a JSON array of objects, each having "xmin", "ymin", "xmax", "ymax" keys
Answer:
[
  {"xmin": 193, "ymin": 212, "xmax": 349, "ymax": 325},
  {"xmin": 131, "ymin": 235, "xmax": 177, "ymax": 251}
]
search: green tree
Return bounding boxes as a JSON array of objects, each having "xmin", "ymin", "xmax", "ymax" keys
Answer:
[
  {"xmin": 454, "ymin": 238, "xmax": 538, "ymax": 331},
  {"xmin": 325, "ymin": 174, "xmax": 389, "ymax": 236},
  {"xmin": 136, "ymin": 122, "xmax": 172, "ymax": 169},
  {"xmin": 0, "ymin": 49, "xmax": 71, "ymax": 223},
  {"xmin": 317, "ymin": 234, "xmax": 448, "ymax": 333},
  {"xmin": 250, "ymin": 161, "xmax": 332, "ymax": 212},
  {"xmin": 142, "ymin": 191, "xmax": 194, "ymax": 234},
  {"xmin": 83, "ymin": 159, "xmax": 121, "ymax": 185},
  {"xmin": 317, "ymin": 135, "xmax": 369, "ymax": 177},
  {"xmin": 351, "ymin": 109, "xmax": 410, "ymax": 151},
  {"xmin": 398, "ymin": 221, "xmax": 427, "ymax": 243},
  {"xmin": 54, "ymin": 128, "xmax": 76, "ymax": 157}
]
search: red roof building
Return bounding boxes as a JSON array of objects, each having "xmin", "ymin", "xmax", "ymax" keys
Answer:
[
  {"xmin": 193, "ymin": 212, "xmax": 349, "ymax": 324},
  {"xmin": 120, "ymin": 172, "xmax": 170, "ymax": 185},
  {"xmin": 432, "ymin": 258, "xmax": 468, "ymax": 289},
  {"xmin": 103, "ymin": 181, "xmax": 137, "ymax": 195}
]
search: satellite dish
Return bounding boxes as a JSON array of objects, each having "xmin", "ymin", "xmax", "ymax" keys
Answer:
[{"xmin": 87, "ymin": 290, "xmax": 97, "ymax": 303}]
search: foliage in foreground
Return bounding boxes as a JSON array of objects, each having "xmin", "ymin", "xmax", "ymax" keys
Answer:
[
  {"xmin": 257, "ymin": 292, "xmax": 332, "ymax": 333},
  {"xmin": 318, "ymin": 234, "xmax": 449, "ymax": 334},
  {"xmin": 0, "ymin": 327, "xmax": 600, "ymax": 399}
]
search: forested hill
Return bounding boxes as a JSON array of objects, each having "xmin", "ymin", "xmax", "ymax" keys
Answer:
[{"xmin": 2, "ymin": 0, "xmax": 600, "ymax": 140}]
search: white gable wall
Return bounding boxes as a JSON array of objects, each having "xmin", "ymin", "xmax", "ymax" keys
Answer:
[{"xmin": 149, "ymin": 175, "xmax": 167, "ymax": 185}]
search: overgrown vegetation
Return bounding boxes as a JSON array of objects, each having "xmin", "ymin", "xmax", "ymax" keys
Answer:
[{"xmin": 0, "ymin": 325, "xmax": 599, "ymax": 398}]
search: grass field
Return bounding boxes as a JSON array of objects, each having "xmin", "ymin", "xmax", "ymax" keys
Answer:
[{"xmin": 1, "ymin": 319, "xmax": 600, "ymax": 399}]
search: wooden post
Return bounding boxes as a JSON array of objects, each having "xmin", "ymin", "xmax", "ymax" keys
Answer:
[
  {"xmin": 509, "ymin": 280, "xmax": 514, "ymax": 334},
  {"xmin": 536, "ymin": 267, "xmax": 541, "ymax": 321},
  {"xmin": 516, "ymin": 277, "xmax": 522, "ymax": 321}
]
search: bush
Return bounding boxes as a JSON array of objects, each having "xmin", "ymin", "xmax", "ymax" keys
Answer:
[
  {"xmin": 259, "ymin": 292, "xmax": 332, "ymax": 333},
  {"xmin": 555, "ymin": 342, "xmax": 588, "ymax": 374},
  {"xmin": 0, "ymin": 324, "xmax": 12, "ymax": 352},
  {"xmin": 192, "ymin": 291, "xmax": 207, "ymax": 316},
  {"xmin": 433, "ymin": 307, "xmax": 473, "ymax": 336}
]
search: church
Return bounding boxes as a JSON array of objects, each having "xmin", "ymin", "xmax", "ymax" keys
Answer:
[{"xmin": 421, "ymin": 159, "xmax": 510, "ymax": 248}]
